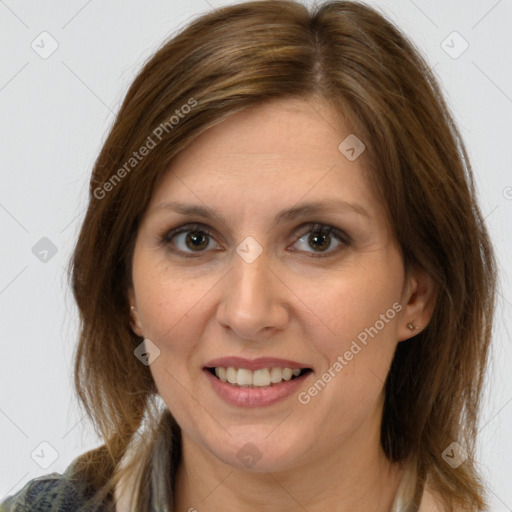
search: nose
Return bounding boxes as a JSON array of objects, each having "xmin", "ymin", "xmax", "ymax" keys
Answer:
[{"xmin": 216, "ymin": 250, "xmax": 289, "ymax": 340}]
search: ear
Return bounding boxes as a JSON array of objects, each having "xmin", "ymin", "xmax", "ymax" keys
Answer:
[
  {"xmin": 127, "ymin": 287, "xmax": 144, "ymax": 337},
  {"xmin": 397, "ymin": 266, "xmax": 437, "ymax": 342}
]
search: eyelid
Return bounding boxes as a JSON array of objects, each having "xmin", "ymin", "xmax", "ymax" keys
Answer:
[
  {"xmin": 160, "ymin": 221, "xmax": 352, "ymax": 257},
  {"xmin": 160, "ymin": 222, "xmax": 216, "ymax": 246},
  {"xmin": 295, "ymin": 222, "xmax": 352, "ymax": 245},
  {"xmin": 159, "ymin": 222, "xmax": 221, "ymax": 258}
]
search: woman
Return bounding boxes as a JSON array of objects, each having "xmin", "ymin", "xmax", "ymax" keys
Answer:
[{"xmin": 0, "ymin": 1, "xmax": 496, "ymax": 511}]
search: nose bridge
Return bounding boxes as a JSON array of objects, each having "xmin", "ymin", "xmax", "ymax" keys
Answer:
[
  {"xmin": 217, "ymin": 247, "xmax": 288, "ymax": 338},
  {"xmin": 233, "ymin": 250, "xmax": 269, "ymax": 302}
]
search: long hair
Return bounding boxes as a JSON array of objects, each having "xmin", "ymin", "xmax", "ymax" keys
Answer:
[{"xmin": 68, "ymin": 1, "xmax": 497, "ymax": 510}]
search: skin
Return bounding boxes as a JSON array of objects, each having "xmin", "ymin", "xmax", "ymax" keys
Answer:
[{"xmin": 124, "ymin": 97, "xmax": 437, "ymax": 512}]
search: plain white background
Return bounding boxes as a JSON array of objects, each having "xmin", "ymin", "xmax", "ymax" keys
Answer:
[{"xmin": 1, "ymin": 0, "xmax": 511, "ymax": 508}]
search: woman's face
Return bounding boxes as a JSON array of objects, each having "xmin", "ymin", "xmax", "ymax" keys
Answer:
[{"xmin": 128, "ymin": 97, "xmax": 424, "ymax": 473}]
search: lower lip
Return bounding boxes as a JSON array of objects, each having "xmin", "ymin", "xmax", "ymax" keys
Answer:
[{"xmin": 204, "ymin": 369, "xmax": 311, "ymax": 407}]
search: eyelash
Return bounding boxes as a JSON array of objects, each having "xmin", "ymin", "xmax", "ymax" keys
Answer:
[{"xmin": 159, "ymin": 222, "xmax": 352, "ymax": 259}]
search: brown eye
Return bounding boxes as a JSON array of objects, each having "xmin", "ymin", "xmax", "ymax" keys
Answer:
[
  {"xmin": 185, "ymin": 231, "xmax": 210, "ymax": 251},
  {"xmin": 308, "ymin": 232, "xmax": 331, "ymax": 252},
  {"xmin": 161, "ymin": 223, "xmax": 219, "ymax": 256},
  {"xmin": 292, "ymin": 223, "xmax": 351, "ymax": 257}
]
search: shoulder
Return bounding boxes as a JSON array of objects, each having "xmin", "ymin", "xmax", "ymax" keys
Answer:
[
  {"xmin": 0, "ymin": 462, "xmax": 97, "ymax": 512},
  {"xmin": 0, "ymin": 473, "xmax": 73, "ymax": 512}
]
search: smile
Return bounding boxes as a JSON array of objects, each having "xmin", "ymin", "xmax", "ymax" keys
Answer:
[
  {"xmin": 203, "ymin": 366, "xmax": 314, "ymax": 407},
  {"xmin": 207, "ymin": 366, "xmax": 312, "ymax": 387}
]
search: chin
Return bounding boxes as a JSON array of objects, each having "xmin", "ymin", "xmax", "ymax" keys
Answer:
[{"xmin": 204, "ymin": 431, "xmax": 303, "ymax": 473}]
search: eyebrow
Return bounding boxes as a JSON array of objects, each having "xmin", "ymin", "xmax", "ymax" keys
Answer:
[{"xmin": 146, "ymin": 199, "xmax": 370, "ymax": 226}]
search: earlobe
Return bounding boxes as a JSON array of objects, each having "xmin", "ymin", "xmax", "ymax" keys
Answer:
[
  {"xmin": 129, "ymin": 305, "xmax": 144, "ymax": 337},
  {"xmin": 128, "ymin": 288, "xmax": 144, "ymax": 337},
  {"xmin": 398, "ymin": 267, "xmax": 437, "ymax": 342}
]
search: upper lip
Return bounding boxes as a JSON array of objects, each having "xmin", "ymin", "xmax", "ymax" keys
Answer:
[{"xmin": 204, "ymin": 357, "xmax": 312, "ymax": 371}]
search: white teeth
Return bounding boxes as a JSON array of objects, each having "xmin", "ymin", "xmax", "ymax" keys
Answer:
[
  {"xmin": 226, "ymin": 367, "xmax": 237, "ymax": 384},
  {"xmin": 282, "ymin": 368, "xmax": 293, "ymax": 381},
  {"xmin": 252, "ymin": 368, "xmax": 270, "ymax": 386},
  {"xmin": 269, "ymin": 367, "xmax": 283, "ymax": 383},
  {"xmin": 212, "ymin": 366, "xmax": 306, "ymax": 387},
  {"xmin": 236, "ymin": 368, "xmax": 253, "ymax": 386},
  {"xmin": 216, "ymin": 367, "xmax": 227, "ymax": 383}
]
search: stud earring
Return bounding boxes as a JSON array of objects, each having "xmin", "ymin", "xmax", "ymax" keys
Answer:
[
  {"xmin": 407, "ymin": 322, "xmax": 418, "ymax": 330},
  {"xmin": 130, "ymin": 306, "xmax": 136, "ymax": 311}
]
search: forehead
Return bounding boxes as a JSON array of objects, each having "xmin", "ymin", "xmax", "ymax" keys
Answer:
[{"xmin": 148, "ymin": 97, "xmax": 378, "ymax": 217}]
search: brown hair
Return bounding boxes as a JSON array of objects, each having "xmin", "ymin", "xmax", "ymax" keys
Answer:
[{"xmin": 68, "ymin": 1, "xmax": 497, "ymax": 510}]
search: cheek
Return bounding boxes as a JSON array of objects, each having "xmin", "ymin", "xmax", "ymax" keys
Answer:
[
  {"xmin": 135, "ymin": 281, "xmax": 213, "ymax": 412},
  {"xmin": 133, "ymin": 251, "xmax": 216, "ymax": 341},
  {"xmin": 298, "ymin": 260, "xmax": 403, "ymax": 397},
  {"xmin": 293, "ymin": 275, "xmax": 402, "ymax": 439},
  {"xmin": 304, "ymin": 264, "xmax": 402, "ymax": 344},
  {"xmin": 132, "ymin": 267, "xmax": 233, "ymax": 394}
]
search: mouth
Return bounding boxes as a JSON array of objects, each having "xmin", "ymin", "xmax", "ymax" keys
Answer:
[{"xmin": 204, "ymin": 366, "xmax": 313, "ymax": 388}]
